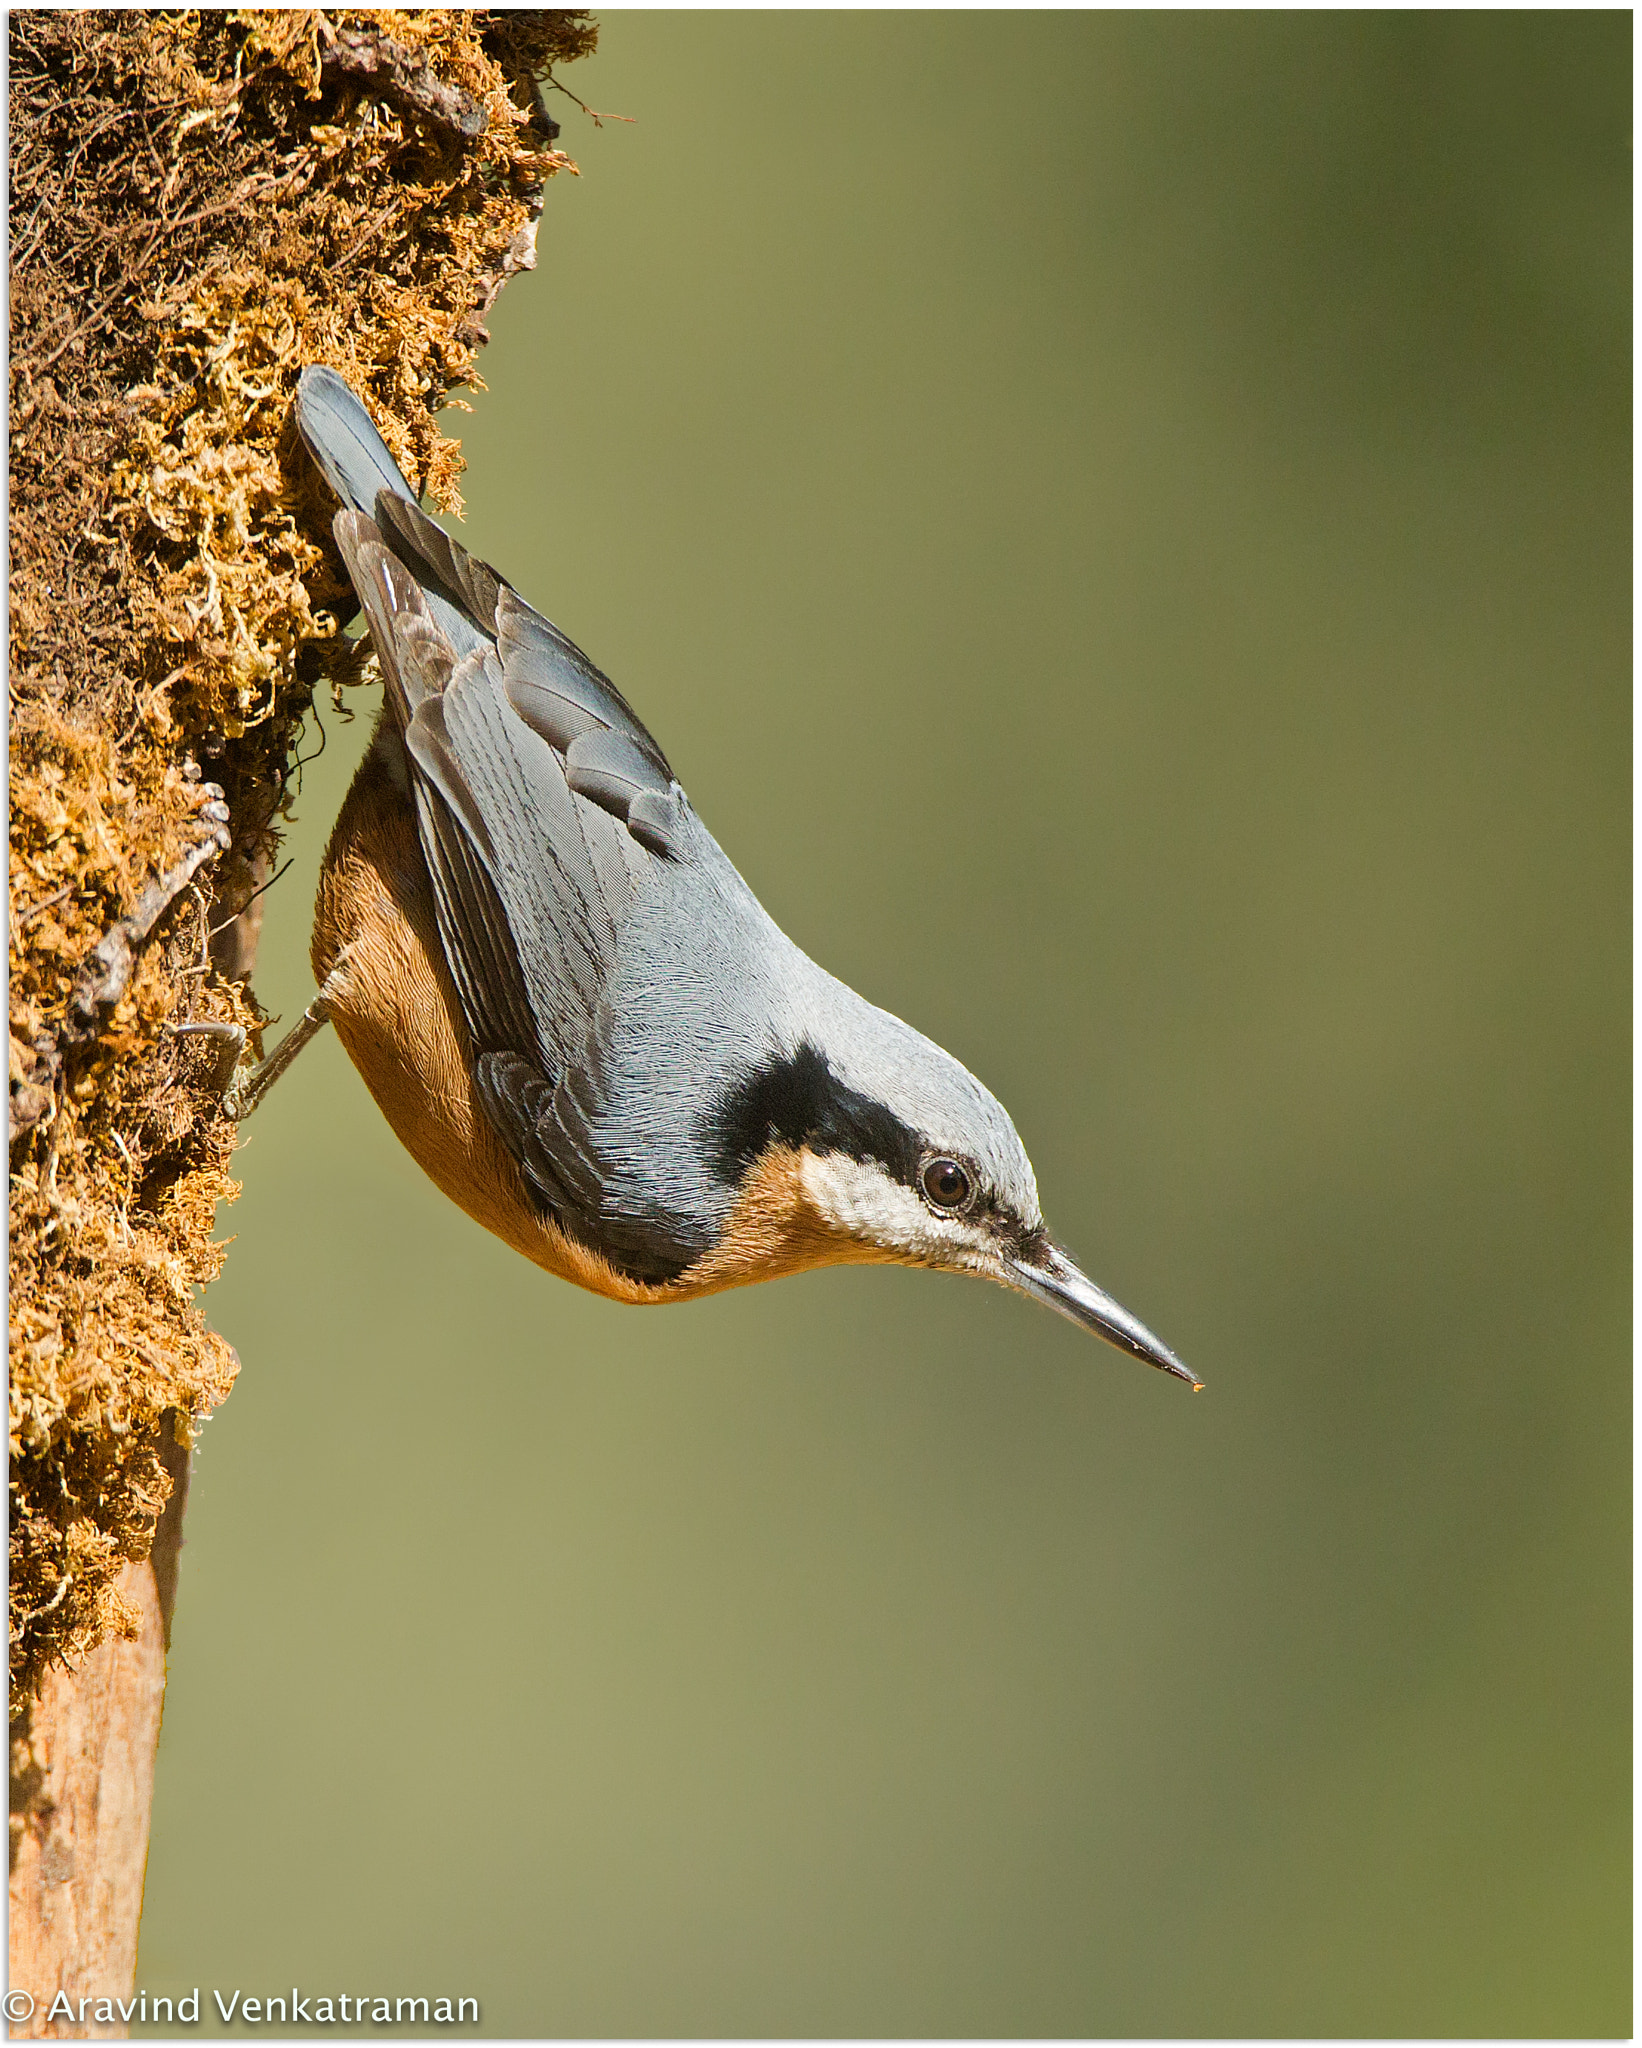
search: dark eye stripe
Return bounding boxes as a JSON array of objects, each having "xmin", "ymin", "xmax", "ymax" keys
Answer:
[{"xmin": 703, "ymin": 1043, "xmax": 921, "ymax": 1188}]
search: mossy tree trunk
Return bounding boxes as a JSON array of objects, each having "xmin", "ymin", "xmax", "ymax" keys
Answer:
[{"xmin": 8, "ymin": 13, "xmax": 594, "ymax": 2035}]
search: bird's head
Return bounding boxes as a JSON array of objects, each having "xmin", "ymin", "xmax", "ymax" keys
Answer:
[{"xmin": 703, "ymin": 1022, "xmax": 1199, "ymax": 1387}]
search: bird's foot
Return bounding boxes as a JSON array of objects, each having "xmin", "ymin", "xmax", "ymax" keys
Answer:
[{"xmin": 172, "ymin": 997, "xmax": 333, "ymax": 1120}]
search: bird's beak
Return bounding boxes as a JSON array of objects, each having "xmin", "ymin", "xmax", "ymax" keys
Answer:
[{"xmin": 1004, "ymin": 1242, "xmax": 1202, "ymax": 1388}]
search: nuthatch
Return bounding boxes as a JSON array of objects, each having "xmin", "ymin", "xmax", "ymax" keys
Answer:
[{"xmin": 227, "ymin": 367, "xmax": 1197, "ymax": 1386}]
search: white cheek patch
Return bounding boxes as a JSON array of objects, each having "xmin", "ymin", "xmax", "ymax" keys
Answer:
[{"xmin": 798, "ymin": 1151, "xmax": 990, "ymax": 1269}]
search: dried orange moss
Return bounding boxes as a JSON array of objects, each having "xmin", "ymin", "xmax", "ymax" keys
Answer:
[{"xmin": 10, "ymin": 8, "xmax": 595, "ymax": 1702}]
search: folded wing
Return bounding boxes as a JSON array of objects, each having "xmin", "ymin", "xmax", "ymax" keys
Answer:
[{"xmin": 299, "ymin": 369, "xmax": 714, "ymax": 1279}]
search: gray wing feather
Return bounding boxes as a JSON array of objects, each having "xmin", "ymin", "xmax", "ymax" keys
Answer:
[
  {"xmin": 564, "ymin": 729, "xmax": 668, "ymax": 811},
  {"xmin": 297, "ymin": 366, "xmax": 738, "ymax": 1279},
  {"xmin": 498, "ymin": 588, "xmax": 671, "ymax": 776},
  {"xmin": 376, "ymin": 492, "xmax": 506, "ymax": 638},
  {"xmin": 331, "ymin": 517, "xmax": 434, "ymax": 726},
  {"xmin": 405, "ymin": 645, "xmax": 616, "ymax": 1078},
  {"xmin": 401, "ymin": 687, "xmax": 539, "ymax": 1062}
]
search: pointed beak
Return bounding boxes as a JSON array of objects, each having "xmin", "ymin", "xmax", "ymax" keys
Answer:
[{"xmin": 1004, "ymin": 1242, "xmax": 1202, "ymax": 1388}]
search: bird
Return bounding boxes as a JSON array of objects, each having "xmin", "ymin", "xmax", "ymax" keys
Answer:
[{"xmin": 227, "ymin": 365, "xmax": 1198, "ymax": 1387}]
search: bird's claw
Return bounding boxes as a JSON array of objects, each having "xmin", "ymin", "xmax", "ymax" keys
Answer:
[
  {"xmin": 171, "ymin": 995, "xmax": 333, "ymax": 1121},
  {"xmin": 169, "ymin": 1019, "xmax": 257, "ymax": 1115}
]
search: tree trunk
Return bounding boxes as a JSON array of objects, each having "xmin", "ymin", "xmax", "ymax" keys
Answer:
[
  {"xmin": 8, "ymin": 1433, "xmax": 185, "ymax": 2042},
  {"xmin": 8, "ymin": 12, "xmax": 595, "ymax": 2033}
]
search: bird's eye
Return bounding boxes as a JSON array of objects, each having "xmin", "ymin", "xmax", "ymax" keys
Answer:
[{"xmin": 920, "ymin": 1156, "xmax": 973, "ymax": 1211}]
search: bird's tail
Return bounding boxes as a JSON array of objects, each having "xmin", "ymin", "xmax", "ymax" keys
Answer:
[{"xmin": 294, "ymin": 364, "xmax": 414, "ymax": 518}]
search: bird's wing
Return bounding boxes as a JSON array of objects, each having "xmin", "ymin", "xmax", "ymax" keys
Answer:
[
  {"xmin": 299, "ymin": 368, "xmax": 722, "ymax": 1276},
  {"xmin": 330, "ymin": 501, "xmax": 712, "ymax": 1280}
]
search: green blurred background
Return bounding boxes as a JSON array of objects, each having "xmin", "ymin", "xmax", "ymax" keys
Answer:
[{"xmin": 136, "ymin": 12, "xmax": 1629, "ymax": 2037}]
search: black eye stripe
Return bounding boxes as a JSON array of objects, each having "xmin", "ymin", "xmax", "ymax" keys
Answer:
[{"xmin": 703, "ymin": 1043, "xmax": 921, "ymax": 1188}]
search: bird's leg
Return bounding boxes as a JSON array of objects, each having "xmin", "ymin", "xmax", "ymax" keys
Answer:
[{"xmin": 173, "ymin": 974, "xmax": 344, "ymax": 1120}]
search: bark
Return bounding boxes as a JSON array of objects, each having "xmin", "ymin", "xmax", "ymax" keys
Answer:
[
  {"xmin": 8, "ymin": 1434, "xmax": 186, "ymax": 2042},
  {"xmin": 8, "ymin": 11, "xmax": 595, "ymax": 2032}
]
